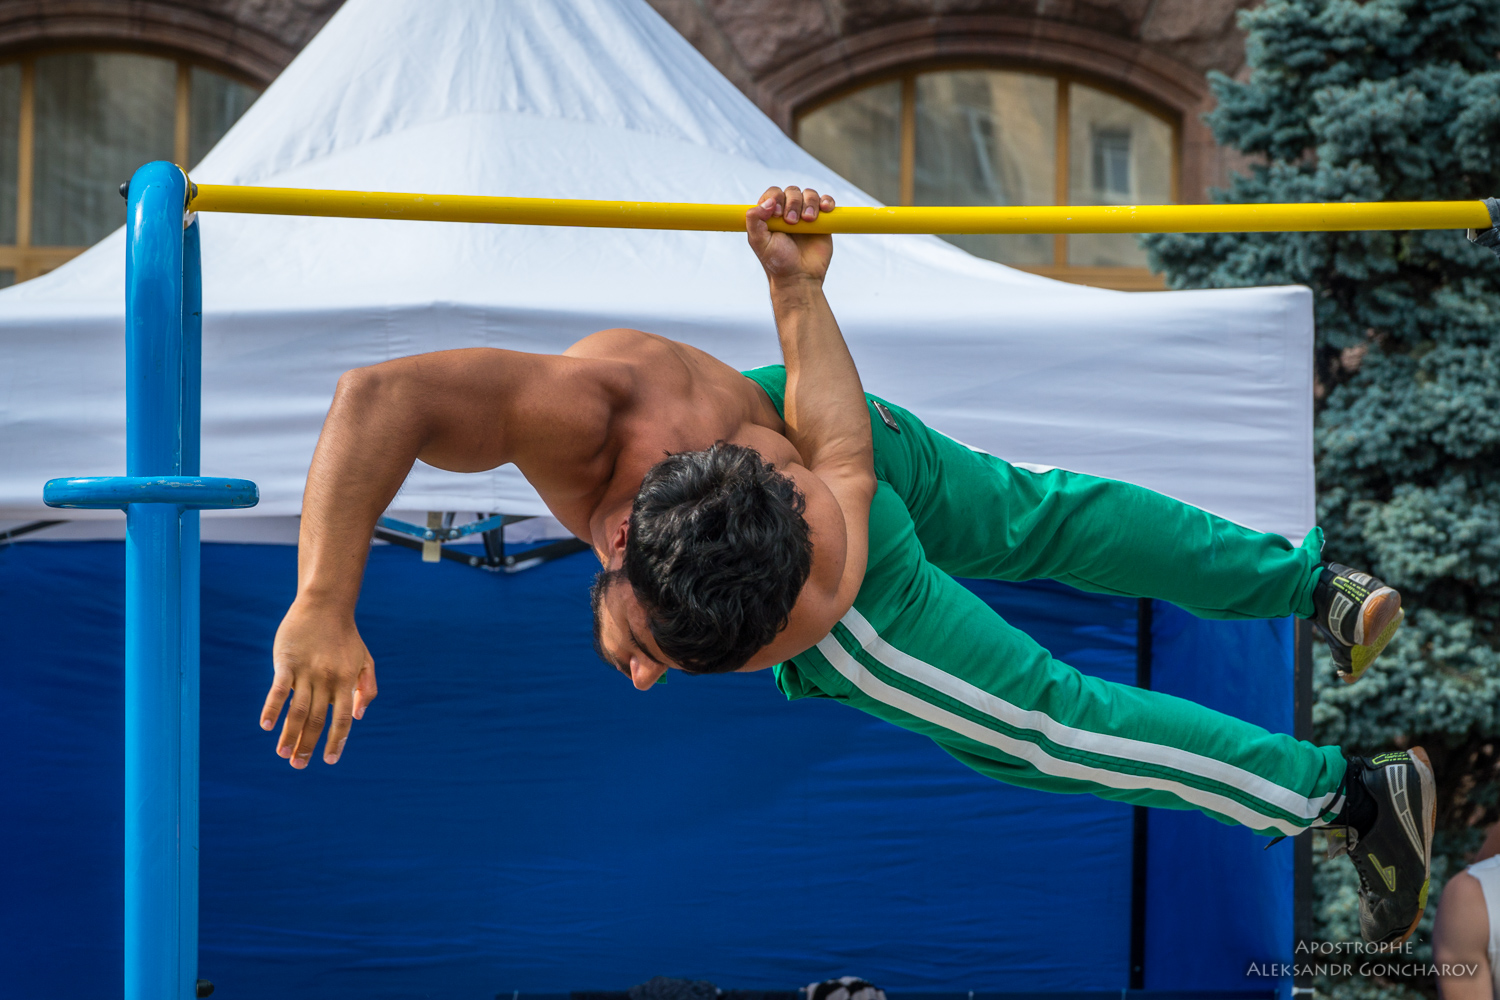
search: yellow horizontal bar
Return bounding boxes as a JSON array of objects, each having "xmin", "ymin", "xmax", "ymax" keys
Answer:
[{"xmin": 187, "ymin": 183, "xmax": 1492, "ymax": 234}]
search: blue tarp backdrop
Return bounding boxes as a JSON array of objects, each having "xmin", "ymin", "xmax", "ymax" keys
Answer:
[{"xmin": 2, "ymin": 539, "xmax": 1293, "ymax": 998}]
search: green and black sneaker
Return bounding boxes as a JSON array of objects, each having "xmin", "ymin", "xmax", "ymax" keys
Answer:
[
  {"xmin": 1326, "ymin": 749, "xmax": 1436, "ymax": 945},
  {"xmin": 1312, "ymin": 563, "xmax": 1404, "ymax": 684}
]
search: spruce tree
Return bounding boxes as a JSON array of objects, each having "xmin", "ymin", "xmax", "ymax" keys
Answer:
[{"xmin": 1143, "ymin": 1, "xmax": 1500, "ymax": 995}]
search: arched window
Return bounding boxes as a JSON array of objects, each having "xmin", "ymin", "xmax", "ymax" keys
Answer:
[
  {"xmin": 797, "ymin": 69, "xmax": 1177, "ymax": 290},
  {"xmin": 0, "ymin": 51, "xmax": 260, "ymax": 285}
]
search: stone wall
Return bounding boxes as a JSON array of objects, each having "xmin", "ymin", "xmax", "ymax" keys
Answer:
[
  {"xmin": 646, "ymin": 0, "xmax": 1256, "ymax": 200},
  {"xmin": 650, "ymin": 1, "xmax": 1253, "ymax": 95},
  {"xmin": 0, "ymin": 0, "xmax": 1252, "ymax": 198},
  {"xmin": 0, "ymin": 0, "xmax": 344, "ymax": 84}
]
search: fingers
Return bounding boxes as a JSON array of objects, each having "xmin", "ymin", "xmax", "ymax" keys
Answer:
[
  {"xmin": 352, "ymin": 658, "xmax": 377, "ymax": 721},
  {"xmin": 750, "ymin": 186, "xmax": 835, "ymax": 226},
  {"xmin": 746, "ymin": 204, "xmax": 771, "ymax": 250},
  {"xmin": 750, "ymin": 186, "xmax": 783, "ymax": 226},
  {"xmin": 277, "ymin": 683, "xmax": 311, "ymax": 762},
  {"xmin": 327, "ymin": 659, "xmax": 375, "ymax": 763},
  {"xmin": 799, "ymin": 188, "xmax": 834, "ymax": 222},
  {"xmin": 747, "ymin": 187, "xmax": 781, "ymax": 254},
  {"xmin": 270, "ymin": 659, "xmax": 374, "ymax": 768},
  {"xmin": 289, "ymin": 687, "xmax": 329, "ymax": 769},
  {"xmin": 783, "ymin": 186, "xmax": 803, "ymax": 224},
  {"xmin": 260, "ymin": 667, "xmax": 292, "ymax": 731},
  {"xmin": 275, "ymin": 681, "xmax": 328, "ymax": 769},
  {"xmin": 324, "ymin": 687, "xmax": 355, "ymax": 765}
]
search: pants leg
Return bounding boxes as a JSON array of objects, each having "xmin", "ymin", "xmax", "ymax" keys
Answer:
[
  {"xmin": 750, "ymin": 371, "xmax": 1344, "ymax": 832},
  {"xmin": 778, "ymin": 494, "xmax": 1347, "ymax": 836},
  {"xmin": 868, "ymin": 397, "xmax": 1324, "ymax": 621}
]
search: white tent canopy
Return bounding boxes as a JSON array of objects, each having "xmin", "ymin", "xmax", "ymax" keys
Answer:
[{"xmin": 0, "ymin": 0, "xmax": 1313, "ymax": 543}]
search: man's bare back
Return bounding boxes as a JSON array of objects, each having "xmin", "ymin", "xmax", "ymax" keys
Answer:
[
  {"xmin": 264, "ymin": 185, "xmax": 873, "ymax": 768},
  {"xmin": 542, "ymin": 329, "xmax": 802, "ymax": 543}
]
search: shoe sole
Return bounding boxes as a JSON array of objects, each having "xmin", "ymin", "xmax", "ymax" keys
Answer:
[
  {"xmin": 1340, "ymin": 591, "xmax": 1403, "ymax": 684},
  {"xmin": 1389, "ymin": 746, "xmax": 1436, "ymax": 946}
]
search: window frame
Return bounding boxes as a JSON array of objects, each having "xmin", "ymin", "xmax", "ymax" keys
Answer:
[
  {"xmin": 795, "ymin": 63, "xmax": 1181, "ymax": 291},
  {"xmin": 0, "ymin": 46, "xmax": 261, "ymax": 283}
]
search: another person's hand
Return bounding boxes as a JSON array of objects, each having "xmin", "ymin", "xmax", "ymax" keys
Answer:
[
  {"xmin": 262, "ymin": 599, "xmax": 378, "ymax": 768},
  {"xmin": 747, "ymin": 185, "xmax": 835, "ymax": 284}
]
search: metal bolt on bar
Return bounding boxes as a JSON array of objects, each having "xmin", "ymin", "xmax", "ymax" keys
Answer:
[{"xmin": 44, "ymin": 161, "xmax": 257, "ymax": 1000}]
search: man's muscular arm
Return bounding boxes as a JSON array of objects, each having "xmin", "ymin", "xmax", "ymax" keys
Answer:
[
  {"xmin": 264, "ymin": 349, "xmax": 616, "ymax": 768},
  {"xmin": 1434, "ymin": 872, "xmax": 1492, "ymax": 999},
  {"xmin": 746, "ymin": 186, "xmax": 875, "ymax": 645}
]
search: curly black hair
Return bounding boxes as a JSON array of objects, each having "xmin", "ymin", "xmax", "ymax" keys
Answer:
[{"xmin": 611, "ymin": 441, "xmax": 812, "ymax": 674}]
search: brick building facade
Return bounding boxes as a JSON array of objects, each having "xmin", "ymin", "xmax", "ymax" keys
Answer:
[{"xmin": 0, "ymin": 0, "xmax": 1254, "ymax": 286}]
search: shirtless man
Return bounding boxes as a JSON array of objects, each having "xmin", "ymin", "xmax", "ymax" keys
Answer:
[
  {"xmin": 264, "ymin": 185, "xmax": 1431, "ymax": 944},
  {"xmin": 1435, "ymin": 824, "xmax": 1500, "ymax": 998}
]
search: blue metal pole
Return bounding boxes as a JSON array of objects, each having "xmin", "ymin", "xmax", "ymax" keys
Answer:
[
  {"xmin": 45, "ymin": 166, "xmax": 254, "ymax": 1000},
  {"xmin": 179, "ymin": 214, "xmax": 203, "ymax": 999},
  {"xmin": 124, "ymin": 160, "xmax": 187, "ymax": 1000}
]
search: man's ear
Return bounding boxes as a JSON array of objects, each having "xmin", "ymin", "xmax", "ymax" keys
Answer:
[{"xmin": 610, "ymin": 518, "xmax": 629, "ymax": 559}]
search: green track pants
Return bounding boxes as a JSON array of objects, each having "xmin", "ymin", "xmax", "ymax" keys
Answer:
[{"xmin": 743, "ymin": 366, "xmax": 1347, "ymax": 837}]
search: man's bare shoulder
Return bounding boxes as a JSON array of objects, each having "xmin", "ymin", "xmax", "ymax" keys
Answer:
[
  {"xmin": 1434, "ymin": 869, "xmax": 1490, "ymax": 982},
  {"xmin": 565, "ymin": 328, "xmax": 680, "ymax": 363},
  {"xmin": 1437, "ymin": 870, "xmax": 1487, "ymax": 926},
  {"xmin": 560, "ymin": 330, "xmax": 694, "ymax": 402},
  {"xmin": 566, "ymin": 328, "xmax": 782, "ymax": 426}
]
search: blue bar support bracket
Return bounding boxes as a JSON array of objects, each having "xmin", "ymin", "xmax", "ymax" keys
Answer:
[{"xmin": 44, "ymin": 476, "xmax": 259, "ymax": 510}]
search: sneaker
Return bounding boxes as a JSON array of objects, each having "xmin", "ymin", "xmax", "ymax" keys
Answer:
[
  {"xmin": 1327, "ymin": 749, "xmax": 1436, "ymax": 945},
  {"xmin": 1313, "ymin": 563, "xmax": 1404, "ymax": 683}
]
